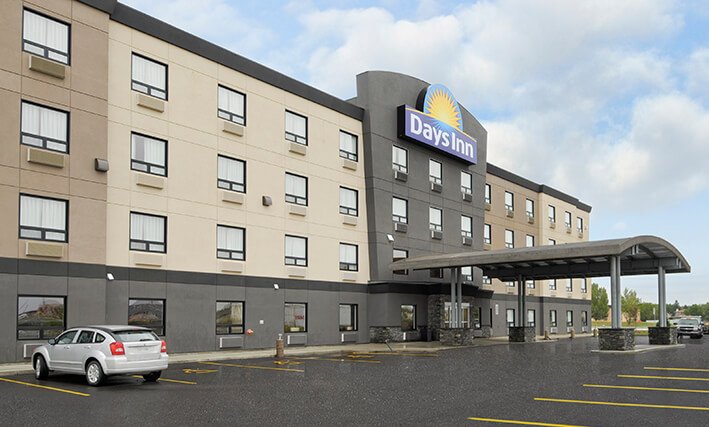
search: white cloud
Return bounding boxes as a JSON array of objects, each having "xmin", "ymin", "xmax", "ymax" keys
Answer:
[{"xmin": 685, "ymin": 48, "xmax": 709, "ymax": 102}]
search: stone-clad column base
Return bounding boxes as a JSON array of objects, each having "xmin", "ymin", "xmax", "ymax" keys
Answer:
[
  {"xmin": 598, "ymin": 328, "xmax": 635, "ymax": 350},
  {"xmin": 508, "ymin": 326, "xmax": 536, "ymax": 342},
  {"xmin": 648, "ymin": 327, "xmax": 678, "ymax": 345},
  {"xmin": 439, "ymin": 328, "xmax": 476, "ymax": 345}
]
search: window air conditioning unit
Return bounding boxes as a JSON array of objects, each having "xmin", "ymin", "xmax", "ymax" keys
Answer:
[
  {"xmin": 506, "ymin": 209, "xmax": 514, "ymax": 218},
  {"xmin": 462, "ymin": 236, "xmax": 473, "ymax": 246},
  {"xmin": 430, "ymin": 182, "xmax": 442, "ymax": 193},
  {"xmin": 431, "ymin": 230, "xmax": 443, "ymax": 240},
  {"xmin": 394, "ymin": 222, "xmax": 408, "ymax": 233},
  {"xmin": 550, "ymin": 327, "xmax": 558, "ymax": 334},
  {"xmin": 581, "ymin": 327, "xmax": 588, "ymax": 333},
  {"xmin": 394, "ymin": 170, "xmax": 408, "ymax": 182},
  {"xmin": 462, "ymin": 192, "xmax": 473, "ymax": 202},
  {"xmin": 527, "ymin": 213, "xmax": 534, "ymax": 224}
]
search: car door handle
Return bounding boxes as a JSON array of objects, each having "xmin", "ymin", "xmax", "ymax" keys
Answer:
[
  {"xmin": 64, "ymin": 346, "xmax": 71, "ymax": 349},
  {"xmin": 84, "ymin": 346, "xmax": 91, "ymax": 349}
]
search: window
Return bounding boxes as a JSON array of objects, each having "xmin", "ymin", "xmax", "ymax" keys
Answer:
[
  {"xmin": 577, "ymin": 216, "xmax": 584, "ymax": 233},
  {"xmin": 484, "ymin": 184, "xmax": 491, "ymax": 204},
  {"xmin": 339, "ymin": 243, "xmax": 358, "ymax": 271},
  {"xmin": 507, "ymin": 281, "xmax": 515, "ymax": 288},
  {"xmin": 401, "ymin": 305, "xmax": 416, "ymax": 331},
  {"xmin": 94, "ymin": 333, "xmax": 105, "ymax": 343},
  {"xmin": 217, "ymin": 225, "xmax": 245, "ymax": 260},
  {"xmin": 285, "ymin": 235, "xmax": 307, "ymax": 266},
  {"xmin": 131, "ymin": 53, "xmax": 167, "ymax": 100},
  {"xmin": 285, "ymin": 173, "xmax": 307, "ymax": 205},
  {"xmin": 526, "ymin": 234, "xmax": 535, "ymax": 247},
  {"xmin": 23, "ymin": 9, "xmax": 70, "ymax": 64},
  {"xmin": 128, "ymin": 299, "xmax": 165, "ymax": 335},
  {"xmin": 284, "ymin": 303, "xmax": 306, "ymax": 333},
  {"xmin": 444, "ymin": 302, "xmax": 471, "ymax": 328},
  {"xmin": 17, "ymin": 296, "xmax": 65, "ymax": 340},
  {"xmin": 285, "ymin": 111, "xmax": 307, "ymax": 145},
  {"xmin": 131, "ymin": 133, "xmax": 167, "ymax": 176},
  {"xmin": 339, "ymin": 304, "xmax": 358, "ymax": 331},
  {"xmin": 526, "ymin": 199, "xmax": 534, "ymax": 219},
  {"xmin": 392, "ymin": 146, "xmax": 408, "ymax": 172},
  {"xmin": 506, "ymin": 309, "xmax": 515, "ymax": 328},
  {"xmin": 461, "ymin": 215, "xmax": 472, "ymax": 238},
  {"xmin": 483, "ymin": 223, "xmax": 491, "ymax": 244},
  {"xmin": 130, "ymin": 212, "xmax": 166, "ymax": 253},
  {"xmin": 582, "ymin": 311, "xmax": 588, "ymax": 326},
  {"xmin": 339, "ymin": 187, "xmax": 358, "ymax": 216},
  {"xmin": 548, "ymin": 205, "xmax": 556, "ymax": 223},
  {"xmin": 19, "ymin": 194, "xmax": 67, "ymax": 242},
  {"xmin": 429, "ymin": 207, "xmax": 443, "ymax": 231},
  {"xmin": 430, "ymin": 269, "xmax": 443, "ymax": 279},
  {"xmin": 548, "ymin": 279, "xmax": 557, "ymax": 291},
  {"xmin": 527, "ymin": 309, "xmax": 535, "ymax": 327},
  {"xmin": 56, "ymin": 330, "xmax": 77, "ymax": 345},
  {"xmin": 550, "ymin": 310, "xmax": 557, "ymax": 327},
  {"xmin": 77, "ymin": 330, "xmax": 94, "ymax": 344},
  {"xmin": 392, "ymin": 197, "xmax": 408, "ymax": 223},
  {"xmin": 482, "ymin": 275, "xmax": 491, "ymax": 285},
  {"xmin": 504, "ymin": 191, "xmax": 514, "ymax": 211},
  {"xmin": 548, "ymin": 239, "xmax": 556, "ymax": 245},
  {"xmin": 461, "ymin": 171, "xmax": 472, "ymax": 194},
  {"xmin": 565, "ymin": 279, "xmax": 573, "ymax": 292},
  {"xmin": 217, "ymin": 85, "xmax": 245, "ymax": 125},
  {"xmin": 393, "ymin": 249, "xmax": 408, "ymax": 275},
  {"xmin": 462, "ymin": 266, "xmax": 472, "ymax": 281},
  {"xmin": 216, "ymin": 301, "xmax": 244, "ymax": 334},
  {"xmin": 339, "ymin": 131, "xmax": 358, "ymax": 161},
  {"xmin": 21, "ymin": 101, "xmax": 69, "ymax": 153},
  {"xmin": 566, "ymin": 310, "xmax": 574, "ymax": 327},
  {"xmin": 526, "ymin": 280, "xmax": 535, "ymax": 289},
  {"xmin": 564, "ymin": 211, "xmax": 572, "ymax": 228},
  {"xmin": 581, "ymin": 279, "xmax": 588, "ymax": 293},
  {"xmin": 505, "ymin": 229, "xmax": 514, "ymax": 249},
  {"xmin": 429, "ymin": 159, "xmax": 442, "ymax": 185},
  {"xmin": 217, "ymin": 155, "xmax": 245, "ymax": 193}
]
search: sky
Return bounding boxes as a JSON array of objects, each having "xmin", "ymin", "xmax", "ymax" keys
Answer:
[{"xmin": 122, "ymin": 0, "xmax": 709, "ymax": 305}]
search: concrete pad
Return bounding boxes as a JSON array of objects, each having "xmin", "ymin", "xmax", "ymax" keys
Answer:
[{"xmin": 591, "ymin": 344, "xmax": 685, "ymax": 354}]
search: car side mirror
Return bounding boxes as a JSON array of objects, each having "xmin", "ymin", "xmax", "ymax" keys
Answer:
[{"xmin": 48, "ymin": 338, "xmax": 56, "ymax": 345}]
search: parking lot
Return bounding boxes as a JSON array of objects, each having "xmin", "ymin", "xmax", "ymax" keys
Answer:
[{"xmin": 1, "ymin": 336, "xmax": 708, "ymax": 426}]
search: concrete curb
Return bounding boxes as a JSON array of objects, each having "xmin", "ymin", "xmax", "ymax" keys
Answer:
[{"xmin": 591, "ymin": 344, "xmax": 686, "ymax": 354}]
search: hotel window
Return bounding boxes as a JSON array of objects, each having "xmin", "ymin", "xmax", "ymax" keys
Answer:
[
  {"xmin": 21, "ymin": 101, "xmax": 69, "ymax": 153},
  {"xmin": 461, "ymin": 215, "xmax": 472, "ymax": 238},
  {"xmin": 483, "ymin": 223, "xmax": 491, "ymax": 244},
  {"xmin": 504, "ymin": 229, "xmax": 514, "ymax": 248},
  {"xmin": 565, "ymin": 279, "xmax": 573, "ymax": 292},
  {"xmin": 581, "ymin": 279, "xmax": 588, "ymax": 293},
  {"xmin": 217, "ymin": 225, "xmax": 245, "ymax": 261},
  {"xmin": 564, "ymin": 211, "xmax": 572, "ymax": 228},
  {"xmin": 217, "ymin": 85, "xmax": 246, "ymax": 125},
  {"xmin": 462, "ymin": 266, "xmax": 472, "ymax": 281},
  {"xmin": 128, "ymin": 299, "xmax": 165, "ymax": 335},
  {"xmin": 339, "ymin": 243, "xmax": 358, "ymax": 271},
  {"xmin": 548, "ymin": 205, "xmax": 556, "ymax": 223},
  {"xmin": 429, "ymin": 159, "xmax": 442, "ymax": 185},
  {"xmin": 526, "ymin": 234, "xmax": 535, "ymax": 247},
  {"xmin": 482, "ymin": 275, "xmax": 491, "ymax": 285},
  {"xmin": 430, "ymin": 269, "xmax": 443, "ymax": 279},
  {"xmin": 339, "ymin": 131, "xmax": 358, "ymax": 161},
  {"xmin": 549, "ymin": 279, "xmax": 557, "ymax": 291},
  {"xmin": 484, "ymin": 184, "xmax": 491, "ymax": 204},
  {"xmin": 392, "ymin": 146, "xmax": 408, "ymax": 173},
  {"xmin": 566, "ymin": 310, "xmax": 574, "ymax": 327},
  {"xmin": 527, "ymin": 309, "xmax": 535, "ymax": 327},
  {"xmin": 444, "ymin": 302, "xmax": 471, "ymax": 328},
  {"xmin": 506, "ymin": 309, "xmax": 515, "ymax": 328},
  {"xmin": 339, "ymin": 304, "xmax": 358, "ymax": 331},
  {"xmin": 131, "ymin": 53, "xmax": 167, "ymax": 100},
  {"xmin": 525, "ymin": 199, "xmax": 534, "ymax": 219},
  {"xmin": 22, "ymin": 9, "xmax": 70, "ymax": 64},
  {"xmin": 130, "ymin": 212, "xmax": 166, "ymax": 253},
  {"xmin": 392, "ymin": 197, "xmax": 408, "ymax": 223},
  {"xmin": 284, "ymin": 303, "xmax": 307, "ymax": 333},
  {"xmin": 393, "ymin": 249, "xmax": 408, "ymax": 275},
  {"xmin": 507, "ymin": 281, "xmax": 515, "ymax": 288},
  {"xmin": 284, "ymin": 235, "xmax": 307, "ymax": 266},
  {"xmin": 216, "ymin": 301, "xmax": 244, "ymax": 335},
  {"xmin": 550, "ymin": 310, "xmax": 557, "ymax": 327},
  {"xmin": 548, "ymin": 239, "xmax": 556, "ymax": 245},
  {"xmin": 429, "ymin": 207, "xmax": 443, "ymax": 231},
  {"xmin": 285, "ymin": 111, "xmax": 307, "ymax": 145},
  {"xmin": 582, "ymin": 311, "xmax": 588, "ymax": 327},
  {"xmin": 504, "ymin": 191, "xmax": 514, "ymax": 211},
  {"xmin": 339, "ymin": 187, "xmax": 358, "ymax": 216},
  {"xmin": 19, "ymin": 194, "xmax": 67, "ymax": 242},
  {"xmin": 577, "ymin": 216, "xmax": 584, "ymax": 233},
  {"xmin": 401, "ymin": 305, "xmax": 416, "ymax": 331},
  {"xmin": 285, "ymin": 173, "xmax": 307, "ymax": 205},
  {"xmin": 131, "ymin": 133, "xmax": 167, "ymax": 176},
  {"xmin": 217, "ymin": 155, "xmax": 245, "ymax": 193},
  {"xmin": 17, "ymin": 296, "xmax": 65, "ymax": 340},
  {"xmin": 461, "ymin": 171, "xmax": 472, "ymax": 194},
  {"xmin": 526, "ymin": 280, "xmax": 535, "ymax": 289}
]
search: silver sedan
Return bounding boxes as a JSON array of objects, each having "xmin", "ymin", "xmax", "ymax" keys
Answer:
[{"xmin": 31, "ymin": 325, "xmax": 169, "ymax": 386}]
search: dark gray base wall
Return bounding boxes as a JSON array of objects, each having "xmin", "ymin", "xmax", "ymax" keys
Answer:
[{"xmin": 488, "ymin": 294, "xmax": 592, "ymax": 338}]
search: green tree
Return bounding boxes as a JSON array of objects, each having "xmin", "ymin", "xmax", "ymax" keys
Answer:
[
  {"xmin": 639, "ymin": 302, "xmax": 658, "ymax": 321},
  {"xmin": 621, "ymin": 288, "xmax": 641, "ymax": 325},
  {"xmin": 684, "ymin": 303, "xmax": 709, "ymax": 319},
  {"xmin": 667, "ymin": 299, "xmax": 681, "ymax": 316},
  {"xmin": 591, "ymin": 283, "xmax": 609, "ymax": 320}
]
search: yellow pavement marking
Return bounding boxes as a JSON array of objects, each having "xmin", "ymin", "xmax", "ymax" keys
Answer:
[
  {"xmin": 290, "ymin": 356, "xmax": 381, "ymax": 364},
  {"xmin": 644, "ymin": 367, "xmax": 709, "ymax": 373},
  {"xmin": 584, "ymin": 384, "xmax": 709, "ymax": 394},
  {"xmin": 534, "ymin": 397, "xmax": 709, "ymax": 411},
  {"xmin": 273, "ymin": 360, "xmax": 303, "ymax": 366},
  {"xmin": 131, "ymin": 375, "xmax": 196, "ymax": 385},
  {"xmin": 352, "ymin": 351, "xmax": 438, "ymax": 357},
  {"xmin": 182, "ymin": 368, "xmax": 218, "ymax": 374},
  {"xmin": 0, "ymin": 377, "xmax": 89, "ymax": 397},
  {"xmin": 618, "ymin": 374, "xmax": 709, "ymax": 382},
  {"xmin": 200, "ymin": 361, "xmax": 304, "ymax": 373},
  {"xmin": 467, "ymin": 416, "xmax": 586, "ymax": 426}
]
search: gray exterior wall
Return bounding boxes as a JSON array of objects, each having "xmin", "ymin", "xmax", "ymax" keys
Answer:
[{"xmin": 486, "ymin": 294, "xmax": 591, "ymax": 337}]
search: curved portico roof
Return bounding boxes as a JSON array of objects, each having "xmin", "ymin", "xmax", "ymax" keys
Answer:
[{"xmin": 390, "ymin": 235, "xmax": 690, "ymax": 282}]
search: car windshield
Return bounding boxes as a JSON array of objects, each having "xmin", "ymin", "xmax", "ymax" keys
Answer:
[
  {"xmin": 678, "ymin": 319, "xmax": 697, "ymax": 326},
  {"xmin": 115, "ymin": 330, "xmax": 159, "ymax": 342}
]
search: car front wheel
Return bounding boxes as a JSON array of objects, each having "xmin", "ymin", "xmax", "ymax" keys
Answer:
[
  {"xmin": 142, "ymin": 371, "xmax": 161, "ymax": 382},
  {"xmin": 85, "ymin": 360, "xmax": 105, "ymax": 386},
  {"xmin": 34, "ymin": 356, "xmax": 48, "ymax": 380}
]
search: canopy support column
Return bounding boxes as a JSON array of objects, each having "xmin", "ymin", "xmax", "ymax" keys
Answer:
[
  {"xmin": 658, "ymin": 266, "xmax": 667, "ymax": 327},
  {"xmin": 457, "ymin": 268, "xmax": 463, "ymax": 328},
  {"xmin": 450, "ymin": 267, "xmax": 457, "ymax": 328},
  {"xmin": 517, "ymin": 275, "xmax": 525, "ymax": 327},
  {"xmin": 610, "ymin": 256, "xmax": 622, "ymax": 328}
]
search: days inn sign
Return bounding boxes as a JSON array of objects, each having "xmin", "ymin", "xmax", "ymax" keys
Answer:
[{"xmin": 397, "ymin": 84, "xmax": 478, "ymax": 164}]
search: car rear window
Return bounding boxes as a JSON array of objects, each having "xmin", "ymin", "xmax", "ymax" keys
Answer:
[{"xmin": 115, "ymin": 330, "xmax": 159, "ymax": 342}]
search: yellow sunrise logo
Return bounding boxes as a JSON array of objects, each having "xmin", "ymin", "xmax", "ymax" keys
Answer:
[{"xmin": 423, "ymin": 85, "xmax": 463, "ymax": 131}]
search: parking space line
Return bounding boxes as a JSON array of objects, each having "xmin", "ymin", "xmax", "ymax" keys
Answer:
[
  {"xmin": 0, "ymin": 377, "xmax": 90, "ymax": 397},
  {"xmin": 534, "ymin": 397, "xmax": 709, "ymax": 411},
  {"xmin": 618, "ymin": 374, "xmax": 709, "ymax": 382},
  {"xmin": 200, "ymin": 361, "xmax": 304, "ymax": 373},
  {"xmin": 583, "ymin": 384, "xmax": 709, "ymax": 394},
  {"xmin": 290, "ymin": 356, "xmax": 381, "ymax": 364},
  {"xmin": 130, "ymin": 375, "xmax": 197, "ymax": 385},
  {"xmin": 644, "ymin": 367, "xmax": 709, "ymax": 373},
  {"xmin": 467, "ymin": 416, "xmax": 587, "ymax": 426},
  {"xmin": 352, "ymin": 352, "xmax": 438, "ymax": 357}
]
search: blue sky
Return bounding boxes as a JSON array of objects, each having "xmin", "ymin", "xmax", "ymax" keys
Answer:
[{"xmin": 123, "ymin": 0, "xmax": 709, "ymax": 305}]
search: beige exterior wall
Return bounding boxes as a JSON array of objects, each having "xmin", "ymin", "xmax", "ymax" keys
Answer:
[
  {"xmin": 106, "ymin": 21, "xmax": 368, "ymax": 282},
  {"xmin": 0, "ymin": 0, "xmax": 108, "ymax": 264}
]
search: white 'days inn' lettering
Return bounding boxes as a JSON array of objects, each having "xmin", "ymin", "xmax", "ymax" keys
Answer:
[{"xmin": 409, "ymin": 114, "xmax": 451, "ymax": 148}]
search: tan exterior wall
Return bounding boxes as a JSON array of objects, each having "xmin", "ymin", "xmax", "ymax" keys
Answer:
[
  {"xmin": 106, "ymin": 21, "xmax": 368, "ymax": 282},
  {"xmin": 0, "ymin": 0, "xmax": 108, "ymax": 264}
]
